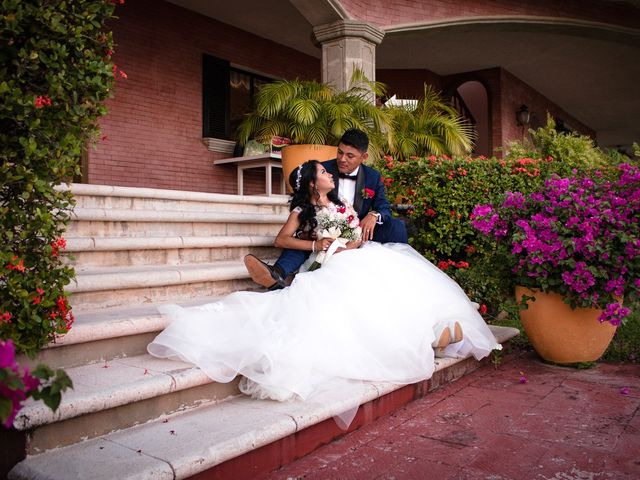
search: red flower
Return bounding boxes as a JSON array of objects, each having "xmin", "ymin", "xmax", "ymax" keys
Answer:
[
  {"xmin": 437, "ymin": 261, "xmax": 449, "ymax": 270},
  {"xmin": 425, "ymin": 208, "xmax": 436, "ymax": 217},
  {"xmin": 56, "ymin": 296, "xmax": 68, "ymax": 314},
  {"xmin": 32, "ymin": 288, "xmax": 45, "ymax": 305},
  {"xmin": 112, "ymin": 64, "xmax": 128, "ymax": 79},
  {"xmin": 465, "ymin": 245, "xmax": 477, "ymax": 254},
  {"xmin": 362, "ymin": 188, "xmax": 375, "ymax": 199},
  {"xmin": 51, "ymin": 237, "xmax": 67, "ymax": 257},
  {"xmin": 383, "ymin": 177, "xmax": 393, "ymax": 187},
  {"xmin": 479, "ymin": 304, "xmax": 488, "ymax": 315},
  {"xmin": 455, "ymin": 261, "xmax": 469, "ymax": 269},
  {"xmin": 337, "ymin": 205, "xmax": 346, "ymax": 213},
  {"xmin": 34, "ymin": 95, "xmax": 52, "ymax": 108},
  {"xmin": 1, "ymin": 312, "xmax": 12, "ymax": 324},
  {"xmin": 6, "ymin": 256, "xmax": 25, "ymax": 272}
]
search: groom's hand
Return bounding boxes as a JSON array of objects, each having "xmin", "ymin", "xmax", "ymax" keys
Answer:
[{"xmin": 360, "ymin": 213, "xmax": 378, "ymax": 241}]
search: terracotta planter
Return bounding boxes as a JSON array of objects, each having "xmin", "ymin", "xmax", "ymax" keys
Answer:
[
  {"xmin": 515, "ymin": 287, "xmax": 617, "ymax": 364},
  {"xmin": 281, "ymin": 144, "xmax": 337, "ymax": 192}
]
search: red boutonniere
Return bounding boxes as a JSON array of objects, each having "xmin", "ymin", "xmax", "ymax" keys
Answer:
[{"xmin": 362, "ymin": 188, "xmax": 375, "ymax": 199}]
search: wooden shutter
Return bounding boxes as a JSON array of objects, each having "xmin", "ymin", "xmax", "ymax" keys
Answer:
[{"xmin": 202, "ymin": 55, "xmax": 230, "ymax": 138}]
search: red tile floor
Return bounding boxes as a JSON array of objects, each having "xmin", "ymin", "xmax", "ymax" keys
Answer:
[{"xmin": 259, "ymin": 351, "xmax": 640, "ymax": 480}]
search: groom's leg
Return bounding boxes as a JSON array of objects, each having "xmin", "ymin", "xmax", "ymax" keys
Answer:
[
  {"xmin": 274, "ymin": 249, "xmax": 310, "ymax": 277},
  {"xmin": 244, "ymin": 249, "xmax": 309, "ymax": 290},
  {"xmin": 372, "ymin": 217, "xmax": 408, "ymax": 244}
]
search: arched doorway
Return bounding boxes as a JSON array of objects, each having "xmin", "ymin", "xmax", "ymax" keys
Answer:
[{"xmin": 455, "ymin": 80, "xmax": 491, "ymax": 157}]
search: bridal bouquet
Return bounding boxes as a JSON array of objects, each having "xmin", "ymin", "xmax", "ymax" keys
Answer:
[{"xmin": 309, "ymin": 203, "xmax": 362, "ymax": 270}]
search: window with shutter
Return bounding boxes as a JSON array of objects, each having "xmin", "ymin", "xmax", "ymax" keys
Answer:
[
  {"xmin": 202, "ymin": 55, "xmax": 230, "ymax": 138},
  {"xmin": 202, "ymin": 54, "xmax": 272, "ymax": 141}
]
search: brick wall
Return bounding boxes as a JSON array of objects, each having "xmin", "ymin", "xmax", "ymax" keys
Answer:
[
  {"xmin": 91, "ymin": 0, "xmax": 319, "ymax": 194},
  {"xmin": 498, "ymin": 68, "xmax": 595, "ymax": 148},
  {"xmin": 377, "ymin": 69, "xmax": 443, "ymax": 99},
  {"xmin": 340, "ymin": 0, "xmax": 640, "ymax": 29},
  {"xmin": 381, "ymin": 67, "xmax": 593, "ymax": 158}
]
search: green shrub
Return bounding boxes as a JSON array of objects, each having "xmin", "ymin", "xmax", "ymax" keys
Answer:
[
  {"xmin": 1, "ymin": 1, "xmax": 117, "ymax": 354},
  {"xmin": 376, "ymin": 121, "xmax": 639, "ymax": 355}
]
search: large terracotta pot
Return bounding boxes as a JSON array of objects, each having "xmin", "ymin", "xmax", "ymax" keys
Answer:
[
  {"xmin": 515, "ymin": 287, "xmax": 617, "ymax": 364},
  {"xmin": 281, "ymin": 144, "xmax": 337, "ymax": 192}
]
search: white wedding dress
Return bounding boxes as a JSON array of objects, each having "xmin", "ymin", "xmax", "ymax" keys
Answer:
[{"xmin": 148, "ymin": 241, "xmax": 501, "ymax": 412}]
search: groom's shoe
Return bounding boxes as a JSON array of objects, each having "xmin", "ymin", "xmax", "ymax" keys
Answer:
[{"xmin": 244, "ymin": 255, "xmax": 287, "ymax": 290}]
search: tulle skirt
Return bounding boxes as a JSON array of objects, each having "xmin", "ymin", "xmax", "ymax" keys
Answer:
[{"xmin": 148, "ymin": 242, "xmax": 500, "ymax": 407}]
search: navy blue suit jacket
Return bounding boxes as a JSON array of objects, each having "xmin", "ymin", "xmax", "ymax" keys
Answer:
[{"xmin": 322, "ymin": 159, "xmax": 393, "ymax": 222}]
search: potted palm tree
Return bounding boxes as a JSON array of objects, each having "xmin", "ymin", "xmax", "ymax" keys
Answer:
[
  {"xmin": 236, "ymin": 69, "xmax": 391, "ymax": 190},
  {"xmin": 375, "ymin": 84, "xmax": 476, "ymax": 160}
]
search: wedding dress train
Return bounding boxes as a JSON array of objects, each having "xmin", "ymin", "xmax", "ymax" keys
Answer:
[{"xmin": 148, "ymin": 242, "xmax": 500, "ymax": 410}]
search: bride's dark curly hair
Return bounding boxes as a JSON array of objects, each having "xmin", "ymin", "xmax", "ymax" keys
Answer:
[{"xmin": 288, "ymin": 160, "xmax": 344, "ymax": 233}]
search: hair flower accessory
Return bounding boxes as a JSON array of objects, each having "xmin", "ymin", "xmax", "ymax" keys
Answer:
[
  {"xmin": 362, "ymin": 188, "xmax": 375, "ymax": 199},
  {"xmin": 294, "ymin": 165, "xmax": 303, "ymax": 191}
]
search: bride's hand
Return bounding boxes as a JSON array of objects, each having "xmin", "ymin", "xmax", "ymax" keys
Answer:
[{"xmin": 316, "ymin": 238, "xmax": 333, "ymax": 252}]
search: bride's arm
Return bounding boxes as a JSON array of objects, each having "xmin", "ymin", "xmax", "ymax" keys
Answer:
[{"xmin": 274, "ymin": 210, "xmax": 331, "ymax": 252}]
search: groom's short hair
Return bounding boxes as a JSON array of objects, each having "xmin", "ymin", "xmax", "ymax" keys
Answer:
[{"xmin": 339, "ymin": 128, "xmax": 369, "ymax": 153}]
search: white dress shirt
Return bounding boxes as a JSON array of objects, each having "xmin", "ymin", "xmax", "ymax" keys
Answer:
[{"xmin": 338, "ymin": 166, "xmax": 359, "ymax": 205}]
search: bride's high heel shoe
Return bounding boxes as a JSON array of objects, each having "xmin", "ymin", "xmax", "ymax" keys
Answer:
[
  {"xmin": 432, "ymin": 323, "xmax": 452, "ymax": 349},
  {"xmin": 432, "ymin": 321, "xmax": 464, "ymax": 357}
]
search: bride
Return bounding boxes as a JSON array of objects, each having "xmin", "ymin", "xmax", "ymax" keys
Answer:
[{"xmin": 148, "ymin": 160, "xmax": 501, "ymax": 412}]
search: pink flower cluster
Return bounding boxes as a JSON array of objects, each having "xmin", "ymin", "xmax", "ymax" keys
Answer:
[
  {"xmin": 0, "ymin": 340, "xmax": 40, "ymax": 428},
  {"xmin": 472, "ymin": 163, "xmax": 640, "ymax": 325}
]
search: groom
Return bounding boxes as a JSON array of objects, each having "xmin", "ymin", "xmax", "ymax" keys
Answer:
[{"xmin": 245, "ymin": 128, "xmax": 408, "ymax": 290}]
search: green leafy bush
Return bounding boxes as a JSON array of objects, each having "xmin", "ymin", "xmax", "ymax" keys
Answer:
[
  {"xmin": 1, "ymin": 0, "xmax": 118, "ymax": 355},
  {"xmin": 376, "ymin": 120, "xmax": 638, "ymax": 332}
]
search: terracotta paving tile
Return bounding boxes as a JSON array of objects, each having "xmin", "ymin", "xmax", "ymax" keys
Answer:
[
  {"xmin": 466, "ymin": 433, "xmax": 550, "ymax": 479},
  {"xmin": 374, "ymin": 458, "xmax": 463, "ymax": 479},
  {"xmin": 513, "ymin": 410, "xmax": 627, "ymax": 452},
  {"xmin": 293, "ymin": 444, "xmax": 402, "ymax": 480},
  {"xmin": 534, "ymin": 442, "xmax": 638, "ymax": 480},
  {"xmin": 260, "ymin": 354, "xmax": 640, "ymax": 480},
  {"xmin": 368, "ymin": 431, "xmax": 483, "ymax": 467},
  {"xmin": 534, "ymin": 379, "xmax": 640, "ymax": 418}
]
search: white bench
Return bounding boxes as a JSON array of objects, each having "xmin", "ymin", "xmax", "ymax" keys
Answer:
[{"xmin": 213, "ymin": 153, "xmax": 286, "ymax": 196}]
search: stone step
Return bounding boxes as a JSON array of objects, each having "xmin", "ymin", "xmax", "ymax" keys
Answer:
[
  {"xmin": 68, "ymin": 260, "xmax": 277, "ymax": 313},
  {"xmin": 64, "ymin": 235, "xmax": 277, "ymax": 267},
  {"xmin": 66, "ymin": 183, "xmax": 289, "ymax": 214},
  {"xmin": 12, "ymin": 353, "xmax": 241, "ymax": 455},
  {"xmin": 19, "ymin": 297, "xmax": 226, "ymax": 370},
  {"xmin": 65, "ymin": 209, "xmax": 287, "ymax": 238},
  {"xmin": 8, "ymin": 326, "xmax": 519, "ymax": 480}
]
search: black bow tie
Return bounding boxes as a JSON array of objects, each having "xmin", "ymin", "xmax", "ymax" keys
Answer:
[{"xmin": 339, "ymin": 173, "xmax": 357, "ymax": 180}]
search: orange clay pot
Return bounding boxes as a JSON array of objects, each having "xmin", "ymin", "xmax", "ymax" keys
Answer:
[
  {"xmin": 281, "ymin": 145, "xmax": 337, "ymax": 193},
  {"xmin": 515, "ymin": 286, "xmax": 618, "ymax": 364}
]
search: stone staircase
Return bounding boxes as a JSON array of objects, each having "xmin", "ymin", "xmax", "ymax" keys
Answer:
[{"xmin": 7, "ymin": 183, "xmax": 518, "ymax": 480}]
